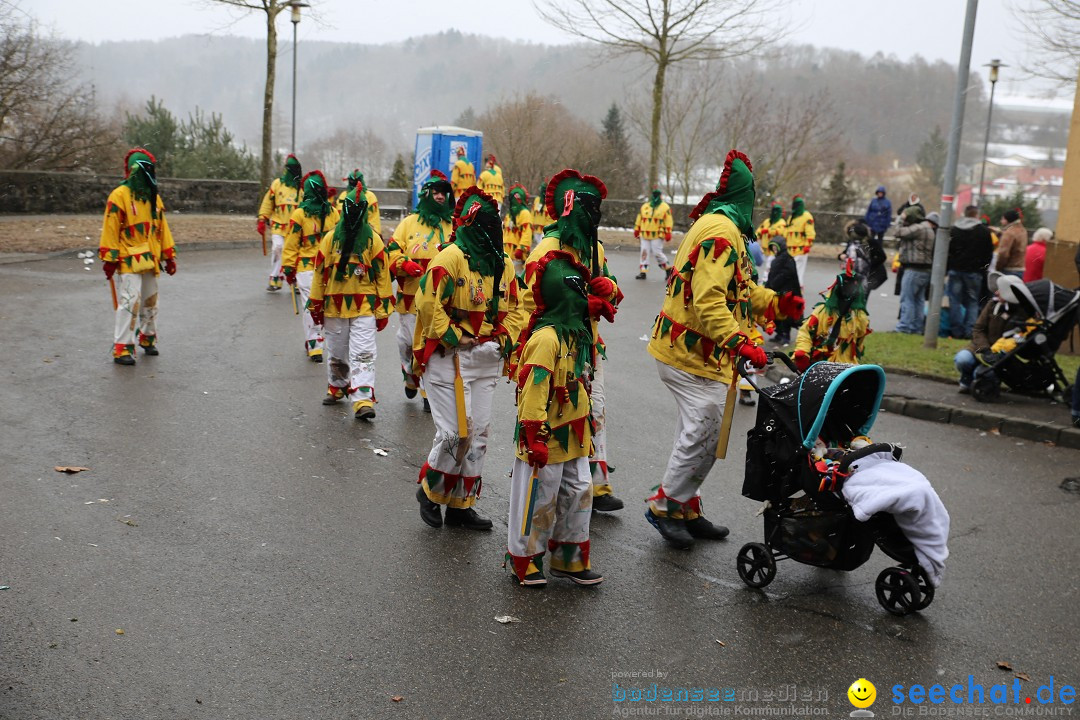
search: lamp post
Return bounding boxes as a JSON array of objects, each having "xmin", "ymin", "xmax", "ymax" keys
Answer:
[
  {"xmin": 977, "ymin": 58, "xmax": 1006, "ymax": 208},
  {"xmin": 289, "ymin": 2, "xmax": 309, "ymax": 154}
]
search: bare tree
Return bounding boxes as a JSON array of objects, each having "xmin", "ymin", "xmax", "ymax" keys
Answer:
[
  {"xmin": 205, "ymin": 0, "xmax": 308, "ymax": 191},
  {"xmin": 1013, "ymin": 0, "xmax": 1080, "ymax": 84},
  {"xmin": 307, "ymin": 127, "xmax": 391, "ymax": 187},
  {"xmin": 534, "ymin": 0, "xmax": 786, "ymax": 188}
]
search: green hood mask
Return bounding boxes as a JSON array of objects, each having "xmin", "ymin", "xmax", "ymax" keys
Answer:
[
  {"xmin": 791, "ymin": 195, "xmax": 806, "ymax": 219},
  {"xmin": 416, "ymin": 171, "xmax": 454, "ymax": 229},
  {"xmin": 345, "ymin": 169, "xmax": 364, "ymax": 190},
  {"xmin": 332, "ymin": 188, "xmax": 373, "ymax": 281},
  {"xmin": 649, "ymin": 189, "xmax": 662, "ymax": 209},
  {"xmin": 692, "ymin": 150, "xmax": 755, "ymax": 238},
  {"xmin": 545, "ymin": 169, "xmax": 608, "ymax": 272},
  {"xmin": 122, "ymin": 148, "xmax": 159, "ymax": 219},
  {"xmin": 453, "ymin": 188, "xmax": 505, "ymax": 281},
  {"xmin": 281, "ymin": 154, "xmax": 302, "ymax": 189},
  {"xmin": 533, "ymin": 256, "xmax": 593, "ymax": 378},
  {"xmin": 298, "ymin": 171, "xmax": 332, "ymax": 222},
  {"xmin": 508, "ymin": 185, "xmax": 529, "ymax": 221},
  {"xmin": 769, "ymin": 203, "xmax": 783, "ymax": 224},
  {"xmin": 822, "ymin": 268, "xmax": 868, "ymax": 314}
]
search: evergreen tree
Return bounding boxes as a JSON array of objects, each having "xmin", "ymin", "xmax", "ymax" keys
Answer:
[
  {"xmin": 123, "ymin": 97, "xmax": 179, "ymax": 175},
  {"xmin": 388, "ymin": 153, "xmax": 410, "ymax": 189},
  {"xmin": 454, "ymin": 107, "xmax": 478, "ymax": 128},
  {"xmin": 983, "ymin": 189, "xmax": 1042, "ymax": 229},
  {"xmin": 822, "ymin": 161, "xmax": 856, "ymax": 212},
  {"xmin": 912, "ymin": 125, "xmax": 946, "ymax": 202},
  {"xmin": 592, "ymin": 103, "xmax": 642, "ymax": 199}
]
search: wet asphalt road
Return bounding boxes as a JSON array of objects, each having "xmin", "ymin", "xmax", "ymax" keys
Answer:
[{"xmin": 1, "ymin": 248, "xmax": 1078, "ymax": 720}]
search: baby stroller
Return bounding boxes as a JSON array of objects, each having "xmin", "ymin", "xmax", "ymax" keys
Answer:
[
  {"xmin": 736, "ymin": 355, "xmax": 936, "ymax": 615},
  {"xmin": 972, "ymin": 280, "xmax": 1080, "ymax": 403}
]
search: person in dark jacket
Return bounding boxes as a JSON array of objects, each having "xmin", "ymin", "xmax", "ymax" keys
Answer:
[
  {"xmin": 954, "ymin": 271, "xmax": 1029, "ymax": 392},
  {"xmin": 946, "ymin": 205, "xmax": 994, "ymax": 339},
  {"xmin": 897, "ymin": 192, "xmax": 924, "ymax": 219},
  {"xmin": 765, "ymin": 236, "xmax": 801, "ymax": 344},
  {"xmin": 863, "ymin": 185, "xmax": 892, "ymax": 252}
]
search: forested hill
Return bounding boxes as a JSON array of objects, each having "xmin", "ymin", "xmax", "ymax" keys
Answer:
[{"xmin": 73, "ymin": 30, "xmax": 981, "ymax": 163}]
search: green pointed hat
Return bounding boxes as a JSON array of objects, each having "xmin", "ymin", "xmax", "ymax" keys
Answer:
[
  {"xmin": 791, "ymin": 194, "xmax": 807, "ymax": 219},
  {"xmin": 690, "ymin": 149, "xmax": 755, "ymax": 237},
  {"xmin": 344, "ymin": 168, "xmax": 364, "ymax": 189},
  {"xmin": 544, "ymin": 169, "xmax": 607, "ymax": 219},
  {"xmin": 769, "ymin": 201, "xmax": 783, "ymax": 224},
  {"xmin": 122, "ymin": 147, "xmax": 159, "ymax": 216},
  {"xmin": 451, "ymin": 186, "xmax": 504, "ymax": 278},
  {"xmin": 416, "ymin": 170, "xmax": 453, "ymax": 227},
  {"xmin": 298, "ymin": 170, "xmax": 331, "ymax": 217}
]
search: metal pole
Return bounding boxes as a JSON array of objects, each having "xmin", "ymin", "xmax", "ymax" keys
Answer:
[
  {"xmin": 977, "ymin": 79, "xmax": 997, "ymax": 207},
  {"xmin": 923, "ymin": 0, "xmax": 978, "ymax": 349},
  {"xmin": 291, "ymin": 18, "xmax": 297, "ymax": 154}
]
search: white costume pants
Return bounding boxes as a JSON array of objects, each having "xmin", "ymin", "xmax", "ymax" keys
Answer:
[
  {"xmin": 295, "ymin": 270, "xmax": 323, "ymax": 356},
  {"xmin": 589, "ymin": 361, "xmax": 614, "ymax": 495},
  {"xmin": 418, "ymin": 343, "xmax": 503, "ymax": 508},
  {"xmin": 794, "ymin": 253, "xmax": 809, "ymax": 287},
  {"xmin": 268, "ymin": 233, "xmax": 284, "ymax": 280},
  {"xmin": 639, "ymin": 238, "xmax": 669, "ymax": 272},
  {"xmin": 113, "ymin": 272, "xmax": 158, "ymax": 356},
  {"xmin": 323, "ymin": 315, "xmax": 377, "ymax": 408},
  {"xmin": 648, "ymin": 360, "xmax": 730, "ymax": 519},
  {"xmin": 396, "ymin": 312, "xmax": 423, "ymax": 392},
  {"xmin": 507, "ymin": 456, "xmax": 592, "ymax": 577}
]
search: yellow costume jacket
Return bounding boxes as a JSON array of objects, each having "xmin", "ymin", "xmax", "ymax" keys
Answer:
[
  {"xmin": 515, "ymin": 327, "xmax": 594, "ymax": 464},
  {"xmin": 477, "ymin": 166, "xmax": 505, "ymax": 204},
  {"xmin": 531, "ymin": 197, "xmax": 554, "ymax": 235},
  {"xmin": 635, "ymin": 201, "xmax": 673, "ymax": 240},
  {"xmin": 386, "ymin": 213, "xmax": 453, "ymax": 314},
  {"xmin": 258, "ymin": 179, "xmax": 302, "ymax": 235},
  {"xmin": 795, "ymin": 303, "xmax": 871, "ymax": 364},
  {"xmin": 309, "ymin": 229, "xmax": 393, "ymax": 320},
  {"xmin": 99, "ymin": 185, "xmax": 176, "ymax": 275},
  {"xmin": 648, "ymin": 213, "xmax": 781, "ymax": 383},
  {"xmin": 785, "ymin": 212, "xmax": 816, "ymax": 257},
  {"xmin": 282, "ymin": 206, "xmax": 341, "ymax": 277},
  {"xmin": 757, "ymin": 218, "xmax": 786, "ymax": 255},
  {"xmin": 503, "ymin": 207, "xmax": 533, "ymax": 259},
  {"xmin": 451, "ymin": 159, "xmax": 476, "ymax": 197}
]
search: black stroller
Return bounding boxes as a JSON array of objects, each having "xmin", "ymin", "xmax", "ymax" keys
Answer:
[
  {"xmin": 736, "ymin": 356, "xmax": 936, "ymax": 615},
  {"xmin": 972, "ymin": 280, "xmax": 1080, "ymax": 403}
]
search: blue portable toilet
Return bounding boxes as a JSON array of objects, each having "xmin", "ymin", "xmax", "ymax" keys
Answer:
[{"xmin": 412, "ymin": 126, "xmax": 483, "ymax": 209}]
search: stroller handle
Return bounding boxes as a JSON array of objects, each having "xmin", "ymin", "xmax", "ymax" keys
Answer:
[
  {"xmin": 734, "ymin": 350, "xmax": 789, "ymax": 392},
  {"xmin": 769, "ymin": 350, "xmax": 800, "ymax": 375}
]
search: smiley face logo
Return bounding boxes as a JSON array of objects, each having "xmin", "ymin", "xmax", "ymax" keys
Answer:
[{"xmin": 848, "ymin": 679, "xmax": 876, "ymax": 709}]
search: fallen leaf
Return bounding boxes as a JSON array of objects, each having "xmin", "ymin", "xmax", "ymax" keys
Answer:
[
  {"xmin": 48, "ymin": 643, "xmax": 57, "ymax": 648},
  {"xmin": 1016, "ymin": 672, "xmax": 1032, "ymax": 682},
  {"xmin": 116, "ymin": 518, "xmax": 138, "ymax": 527},
  {"xmin": 54, "ymin": 466, "xmax": 89, "ymax": 474},
  {"xmin": 494, "ymin": 615, "xmax": 520, "ymax": 624},
  {"xmin": 997, "ymin": 661, "xmax": 1013, "ymax": 671},
  {"xmin": 715, "ymin": 640, "xmax": 726, "ymax": 647},
  {"xmin": 115, "ymin": 629, "xmax": 124, "ymax": 635},
  {"xmin": 70, "ymin": 618, "xmax": 77, "ymax": 622},
  {"xmin": 989, "ymin": 428, "xmax": 1001, "ymax": 436},
  {"xmin": 195, "ymin": 699, "xmax": 202, "ymax": 704},
  {"xmin": 391, "ymin": 696, "xmax": 404, "ymax": 703}
]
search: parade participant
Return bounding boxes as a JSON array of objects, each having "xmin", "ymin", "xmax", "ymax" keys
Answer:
[
  {"xmin": 450, "ymin": 146, "xmax": 476, "ymax": 199},
  {"xmin": 522, "ymin": 169, "xmax": 624, "ymax": 512},
  {"xmin": 337, "ymin": 169, "xmax": 381, "ymax": 236},
  {"xmin": 793, "ymin": 263, "xmax": 871, "ymax": 371},
  {"xmin": 282, "ymin": 170, "xmax": 340, "ymax": 362},
  {"xmin": 530, "ymin": 181, "xmax": 554, "ymax": 250},
  {"xmin": 386, "ymin": 170, "xmax": 454, "ymax": 407},
  {"xmin": 646, "ymin": 150, "xmax": 803, "ymax": 549},
  {"xmin": 503, "ymin": 184, "xmax": 533, "ymax": 273},
  {"xmin": 413, "ymin": 186, "xmax": 525, "ymax": 531},
  {"xmin": 100, "ymin": 148, "xmax": 177, "ymax": 365},
  {"xmin": 633, "ymin": 188, "xmax": 673, "ymax": 280},
  {"xmin": 756, "ymin": 201, "xmax": 786, "ymax": 280},
  {"xmin": 258, "ymin": 154, "xmax": 302, "ymax": 291},
  {"xmin": 308, "ymin": 186, "xmax": 393, "ymax": 420},
  {"xmin": 477, "ymin": 154, "xmax": 505, "ymax": 206},
  {"xmin": 506, "ymin": 255, "xmax": 604, "ymax": 587},
  {"xmin": 784, "ymin": 194, "xmax": 816, "ymax": 287}
]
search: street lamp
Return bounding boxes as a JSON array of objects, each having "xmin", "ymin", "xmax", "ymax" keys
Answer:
[
  {"xmin": 289, "ymin": 2, "xmax": 309, "ymax": 154},
  {"xmin": 977, "ymin": 59, "xmax": 1007, "ymax": 209}
]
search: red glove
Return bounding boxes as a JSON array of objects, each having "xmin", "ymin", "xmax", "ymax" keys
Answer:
[
  {"xmin": 527, "ymin": 439, "xmax": 549, "ymax": 469},
  {"xmin": 735, "ymin": 341, "xmax": 768, "ymax": 369},
  {"xmin": 793, "ymin": 350, "xmax": 811, "ymax": 373},
  {"xmin": 376, "ymin": 316, "xmax": 388, "ymax": 332},
  {"xmin": 400, "ymin": 260, "xmax": 423, "ymax": 278},
  {"xmin": 588, "ymin": 276, "xmax": 615, "ymax": 298},
  {"xmin": 308, "ymin": 299, "xmax": 324, "ymax": 327},
  {"xmin": 777, "ymin": 291, "xmax": 804, "ymax": 320},
  {"xmin": 665, "ymin": 232, "xmax": 672, "ymax": 242},
  {"xmin": 257, "ymin": 218, "xmax": 267, "ymax": 236},
  {"xmin": 587, "ymin": 295, "xmax": 615, "ymax": 323},
  {"xmin": 163, "ymin": 258, "xmax": 177, "ymax": 276},
  {"xmin": 284, "ymin": 272, "xmax": 296, "ymax": 286},
  {"xmin": 103, "ymin": 261, "xmax": 119, "ymax": 280},
  {"xmin": 633, "ymin": 229, "xmax": 640, "ymax": 239}
]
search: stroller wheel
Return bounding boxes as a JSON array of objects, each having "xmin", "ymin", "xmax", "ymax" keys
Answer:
[
  {"xmin": 909, "ymin": 565, "xmax": 935, "ymax": 611},
  {"xmin": 875, "ymin": 567, "xmax": 919, "ymax": 615},
  {"xmin": 736, "ymin": 542, "xmax": 777, "ymax": 589},
  {"xmin": 971, "ymin": 372, "xmax": 1000, "ymax": 403}
]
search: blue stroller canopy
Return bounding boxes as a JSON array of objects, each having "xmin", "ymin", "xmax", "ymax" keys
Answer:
[{"xmin": 766, "ymin": 363, "xmax": 886, "ymax": 449}]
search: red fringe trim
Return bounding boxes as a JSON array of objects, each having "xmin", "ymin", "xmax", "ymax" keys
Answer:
[
  {"xmin": 543, "ymin": 168, "xmax": 608, "ymax": 220},
  {"xmin": 301, "ymin": 169, "xmax": 328, "ymax": 191},
  {"xmin": 123, "ymin": 147, "xmax": 156, "ymax": 177},
  {"xmin": 689, "ymin": 149, "xmax": 752, "ymax": 220}
]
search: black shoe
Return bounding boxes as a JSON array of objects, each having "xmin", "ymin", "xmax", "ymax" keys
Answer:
[
  {"xmin": 405, "ymin": 385, "xmax": 418, "ymax": 399},
  {"xmin": 355, "ymin": 405, "xmax": 376, "ymax": 421},
  {"xmin": 113, "ymin": 355, "xmax": 136, "ymax": 366},
  {"xmin": 309, "ymin": 353, "xmax": 323, "ymax": 363},
  {"xmin": 514, "ymin": 559, "xmax": 547, "ymax": 588},
  {"xmin": 416, "ymin": 486, "xmax": 442, "ymax": 528},
  {"xmin": 423, "ymin": 398, "xmax": 431, "ymax": 413},
  {"xmin": 738, "ymin": 390, "xmax": 756, "ymax": 406},
  {"xmin": 551, "ymin": 567, "xmax": 604, "ymax": 586},
  {"xmin": 1073, "ymin": 416, "xmax": 1080, "ymax": 429},
  {"xmin": 141, "ymin": 345, "xmax": 159, "ymax": 356},
  {"xmin": 266, "ymin": 284, "xmax": 276, "ymax": 292},
  {"xmin": 444, "ymin": 506, "xmax": 493, "ymax": 531},
  {"xmin": 635, "ymin": 272, "xmax": 647, "ymax": 280},
  {"xmin": 322, "ymin": 395, "xmax": 339, "ymax": 406},
  {"xmin": 686, "ymin": 516, "xmax": 730, "ymax": 540},
  {"xmin": 592, "ymin": 494, "xmax": 624, "ymax": 512},
  {"xmin": 644, "ymin": 509, "xmax": 694, "ymax": 549}
]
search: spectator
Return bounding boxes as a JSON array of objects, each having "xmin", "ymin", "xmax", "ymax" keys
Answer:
[
  {"xmin": 954, "ymin": 271, "xmax": 1026, "ymax": 393},
  {"xmin": 993, "ymin": 208, "xmax": 1027, "ymax": 278},
  {"xmin": 765, "ymin": 236, "xmax": 801, "ymax": 345},
  {"xmin": 946, "ymin": 205, "xmax": 994, "ymax": 339},
  {"xmin": 897, "ymin": 192, "xmax": 924, "ymax": 219},
  {"xmin": 863, "ymin": 185, "xmax": 892, "ymax": 253},
  {"xmin": 1023, "ymin": 227, "xmax": 1052, "ymax": 282},
  {"xmin": 895, "ymin": 208, "xmax": 937, "ymax": 334}
]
